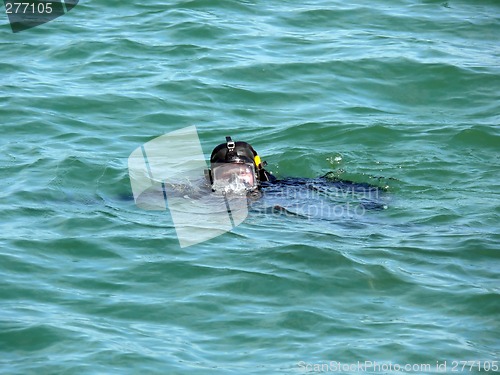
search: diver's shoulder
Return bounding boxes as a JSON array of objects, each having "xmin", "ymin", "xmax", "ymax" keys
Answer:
[{"xmin": 259, "ymin": 169, "xmax": 277, "ymax": 183}]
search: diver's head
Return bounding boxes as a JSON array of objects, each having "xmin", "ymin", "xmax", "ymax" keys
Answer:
[{"xmin": 209, "ymin": 136, "xmax": 262, "ymax": 194}]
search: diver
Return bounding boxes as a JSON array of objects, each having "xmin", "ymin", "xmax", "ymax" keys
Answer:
[
  {"xmin": 205, "ymin": 136, "xmax": 389, "ymax": 212},
  {"xmin": 205, "ymin": 136, "xmax": 276, "ymax": 195},
  {"xmin": 128, "ymin": 133, "xmax": 388, "ymax": 218}
]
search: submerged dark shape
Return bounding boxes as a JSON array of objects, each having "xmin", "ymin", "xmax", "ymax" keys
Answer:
[{"xmin": 252, "ymin": 174, "xmax": 388, "ymax": 221}]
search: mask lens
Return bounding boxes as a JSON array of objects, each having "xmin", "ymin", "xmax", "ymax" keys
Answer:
[{"xmin": 212, "ymin": 163, "xmax": 256, "ymax": 192}]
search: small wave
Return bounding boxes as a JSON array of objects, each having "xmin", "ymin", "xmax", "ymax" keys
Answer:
[{"xmin": 450, "ymin": 126, "xmax": 500, "ymax": 149}]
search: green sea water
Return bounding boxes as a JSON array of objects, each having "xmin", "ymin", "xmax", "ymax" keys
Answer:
[{"xmin": 1, "ymin": 0, "xmax": 499, "ymax": 374}]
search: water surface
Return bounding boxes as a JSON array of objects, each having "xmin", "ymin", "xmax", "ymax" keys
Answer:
[{"xmin": 1, "ymin": 0, "xmax": 499, "ymax": 373}]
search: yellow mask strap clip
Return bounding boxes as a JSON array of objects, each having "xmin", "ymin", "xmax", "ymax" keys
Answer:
[{"xmin": 254, "ymin": 155, "xmax": 262, "ymax": 169}]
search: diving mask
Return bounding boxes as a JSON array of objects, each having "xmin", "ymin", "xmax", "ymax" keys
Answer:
[{"xmin": 211, "ymin": 162, "xmax": 257, "ymax": 194}]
